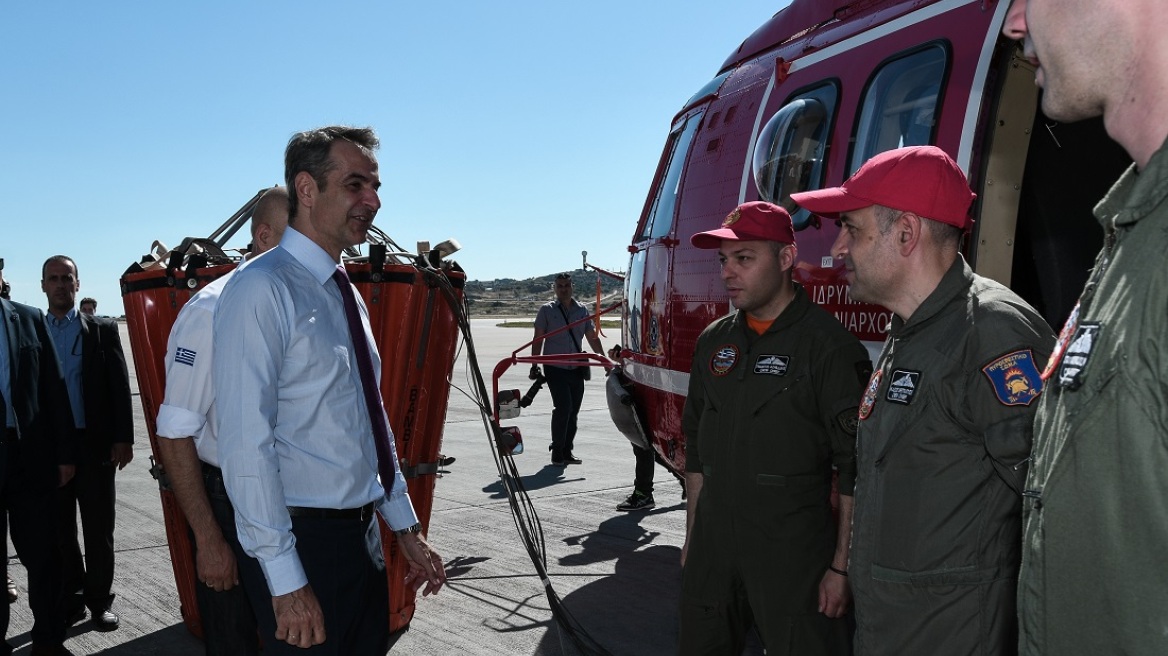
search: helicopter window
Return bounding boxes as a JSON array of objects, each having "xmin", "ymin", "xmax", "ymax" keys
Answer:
[
  {"xmin": 850, "ymin": 44, "xmax": 947, "ymax": 174},
  {"xmin": 640, "ymin": 112, "xmax": 703, "ymax": 242},
  {"xmin": 752, "ymin": 83, "xmax": 838, "ymax": 230}
]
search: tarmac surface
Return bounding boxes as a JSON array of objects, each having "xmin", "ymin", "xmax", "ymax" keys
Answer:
[{"xmin": 5, "ymin": 317, "xmax": 769, "ymax": 655}]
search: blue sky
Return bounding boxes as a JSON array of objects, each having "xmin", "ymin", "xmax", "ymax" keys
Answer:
[{"xmin": 1, "ymin": 1, "xmax": 786, "ymax": 314}]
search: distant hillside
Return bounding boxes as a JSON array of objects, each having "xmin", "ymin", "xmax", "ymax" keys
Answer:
[{"xmin": 464, "ymin": 269, "xmax": 624, "ymax": 317}]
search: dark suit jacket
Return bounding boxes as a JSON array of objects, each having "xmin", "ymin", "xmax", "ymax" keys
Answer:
[
  {"xmin": 78, "ymin": 313, "xmax": 134, "ymax": 463},
  {"xmin": 1, "ymin": 299, "xmax": 77, "ymax": 491}
]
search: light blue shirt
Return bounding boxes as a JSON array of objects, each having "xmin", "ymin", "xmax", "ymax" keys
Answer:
[
  {"xmin": 213, "ymin": 227, "xmax": 417, "ymax": 596},
  {"xmin": 46, "ymin": 307, "xmax": 84, "ymax": 429},
  {"xmin": 0, "ymin": 305, "xmax": 14, "ymax": 428}
]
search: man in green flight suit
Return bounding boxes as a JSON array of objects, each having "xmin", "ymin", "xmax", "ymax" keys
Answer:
[
  {"xmin": 792, "ymin": 146, "xmax": 1055, "ymax": 656},
  {"xmin": 1004, "ymin": 1, "xmax": 1168, "ymax": 653},
  {"xmin": 679, "ymin": 201, "xmax": 869, "ymax": 656}
]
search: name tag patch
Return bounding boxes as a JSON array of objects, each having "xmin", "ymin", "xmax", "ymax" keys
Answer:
[
  {"xmin": 754, "ymin": 355, "xmax": 789, "ymax": 376},
  {"xmin": 982, "ymin": 349, "xmax": 1043, "ymax": 406},
  {"xmin": 710, "ymin": 344, "xmax": 739, "ymax": 376},
  {"xmin": 886, "ymin": 369, "xmax": 920, "ymax": 405},
  {"xmin": 1058, "ymin": 323, "xmax": 1100, "ymax": 389},
  {"xmin": 175, "ymin": 347, "xmax": 197, "ymax": 367}
]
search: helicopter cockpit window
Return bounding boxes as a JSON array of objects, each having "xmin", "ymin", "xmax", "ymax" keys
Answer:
[
  {"xmin": 850, "ymin": 44, "xmax": 948, "ymax": 175},
  {"xmin": 639, "ymin": 111, "xmax": 703, "ymax": 242},
  {"xmin": 752, "ymin": 83, "xmax": 838, "ymax": 230}
]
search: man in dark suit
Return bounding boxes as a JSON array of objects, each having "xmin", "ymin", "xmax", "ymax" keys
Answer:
[
  {"xmin": 0, "ymin": 291, "xmax": 78, "ymax": 655},
  {"xmin": 41, "ymin": 255, "xmax": 134, "ymax": 632}
]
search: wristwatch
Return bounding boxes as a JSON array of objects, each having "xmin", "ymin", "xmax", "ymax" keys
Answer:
[{"xmin": 395, "ymin": 522, "xmax": 422, "ymax": 536}]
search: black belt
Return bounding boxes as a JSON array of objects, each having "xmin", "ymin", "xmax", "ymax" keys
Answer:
[
  {"xmin": 287, "ymin": 502, "xmax": 375, "ymax": 522},
  {"xmin": 200, "ymin": 462, "xmax": 228, "ymax": 497}
]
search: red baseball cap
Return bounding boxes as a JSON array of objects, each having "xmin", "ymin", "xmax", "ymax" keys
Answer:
[
  {"xmin": 789, "ymin": 146, "xmax": 976, "ymax": 229},
  {"xmin": 691, "ymin": 201, "xmax": 795, "ymax": 249}
]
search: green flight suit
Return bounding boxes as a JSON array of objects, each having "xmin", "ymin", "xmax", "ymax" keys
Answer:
[
  {"xmin": 1019, "ymin": 138, "xmax": 1168, "ymax": 656},
  {"xmin": 681, "ymin": 285, "xmax": 869, "ymax": 655},
  {"xmin": 850, "ymin": 258, "xmax": 1053, "ymax": 656}
]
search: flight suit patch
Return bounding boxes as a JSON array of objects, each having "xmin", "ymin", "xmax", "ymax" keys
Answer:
[
  {"xmin": 885, "ymin": 369, "xmax": 920, "ymax": 405},
  {"xmin": 710, "ymin": 344, "xmax": 739, "ymax": 376},
  {"xmin": 1057, "ymin": 323, "xmax": 1100, "ymax": 389},
  {"xmin": 753, "ymin": 354, "xmax": 789, "ymax": 376},
  {"xmin": 982, "ymin": 349, "xmax": 1044, "ymax": 406},
  {"xmin": 858, "ymin": 370, "xmax": 881, "ymax": 420},
  {"xmin": 837, "ymin": 409, "xmax": 859, "ymax": 435}
]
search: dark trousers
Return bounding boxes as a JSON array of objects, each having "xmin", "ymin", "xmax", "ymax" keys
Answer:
[
  {"xmin": 633, "ymin": 443, "xmax": 655, "ymax": 495},
  {"xmin": 193, "ymin": 465, "xmax": 260, "ymax": 656},
  {"xmin": 238, "ymin": 514, "xmax": 389, "ymax": 656},
  {"xmin": 545, "ymin": 366, "xmax": 585, "ymax": 457},
  {"xmin": 2, "ymin": 440, "xmax": 65, "ymax": 647},
  {"xmin": 58, "ymin": 455, "xmax": 116, "ymax": 613}
]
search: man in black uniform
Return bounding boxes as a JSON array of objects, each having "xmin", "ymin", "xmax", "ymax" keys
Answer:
[{"xmin": 680, "ymin": 201, "xmax": 869, "ymax": 655}]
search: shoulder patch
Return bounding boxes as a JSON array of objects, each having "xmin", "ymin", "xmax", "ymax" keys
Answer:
[
  {"xmin": 709, "ymin": 344, "xmax": 739, "ymax": 376},
  {"xmin": 175, "ymin": 347, "xmax": 197, "ymax": 367},
  {"xmin": 837, "ymin": 409, "xmax": 859, "ymax": 435},
  {"xmin": 982, "ymin": 349, "xmax": 1043, "ymax": 406}
]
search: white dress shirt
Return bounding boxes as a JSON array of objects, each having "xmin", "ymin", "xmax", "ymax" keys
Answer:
[
  {"xmin": 155, "ymin": 268, "xmax": 235, "ymax": 465},
  {"xmin": 212, "ymin": 227, "xmax": 417, "ymax": 596}
]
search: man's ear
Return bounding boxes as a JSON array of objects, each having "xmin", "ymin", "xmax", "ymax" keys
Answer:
[
  {"xmin": 255, "ymin": 223, "xmax": 272, "ymax": 250},
  {"xmin": 896, "ymin": 212, "xmax": 924, "ymax": 256},
  {"xmin": 780, "ymin": 243, "xmax": 799, "ymax": 272},
  {"xmin": 294, "ymin": 171, "xmax": 317, "ymax": 212}
]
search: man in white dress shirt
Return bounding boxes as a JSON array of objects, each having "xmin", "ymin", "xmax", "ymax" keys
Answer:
[{"xmin": 213, "ymin": 127, "xmax": 445, "ymax": 655}]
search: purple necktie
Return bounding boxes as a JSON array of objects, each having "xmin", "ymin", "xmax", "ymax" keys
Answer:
[{"xmin": 331, "ymin": 266, "xmax": 397, "ymax": 488}]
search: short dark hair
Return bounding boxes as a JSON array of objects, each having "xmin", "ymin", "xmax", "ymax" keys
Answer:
[
  {"xmin": 42, "ymin": 255, "xmax": 78, "ymax": 280},
  {"xmin": 80, "ymin": 297, "xmax": 97, "ymax": 308},
  {"xmin": 555, "ymin": 272, "xmax": 573, "ymax": 281},
  {"xmin": 284, "ymin": 126, "xmax": 379, "ymax": 219}
]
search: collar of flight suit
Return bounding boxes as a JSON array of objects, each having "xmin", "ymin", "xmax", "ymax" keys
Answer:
[
  {"xmin": 887, "ymin": 256, "xmax": 973, "ymax": 340},
  {"xmin": 1096, "ymin": 134, "xmax": 1168, "ymax": 229},
  {"xmin": 732, "ymin": 282, "xmax": 812, "ymax": 337}
]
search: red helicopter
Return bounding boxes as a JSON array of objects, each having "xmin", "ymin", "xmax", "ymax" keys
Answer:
[{"xmin": 609, "ymin": 0, "xmax": 1129, "ymax": 477}]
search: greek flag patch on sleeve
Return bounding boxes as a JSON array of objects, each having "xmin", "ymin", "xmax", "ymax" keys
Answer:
[
  {"xmin": 175, "ymin": 347, "xmax": 197, "ymax": 367},
  {"xmin": 982, "ymin": 349, "xmax": 1043, "ymax": 406}
]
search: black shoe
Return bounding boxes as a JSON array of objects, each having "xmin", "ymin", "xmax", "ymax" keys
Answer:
[
  {"xmin": 67, "ymin": 606, "xmax": 86, "ymax": 626},
  {"xmin": 562, "ymin": 453, "xmax": 582, "ymax": 465},
  {"xmin": 91, "ymin": 607, "xmax": 119, "ymax": 632},
  {"xmin": 551, "ymin": 452, "xmax": 566, "ymax": 466},
  {"xmin": 5, "ymin": 577, "xmax": 15, "ymax": 604},
  {"xmin": 616, "ymin": 491, "xmax": 655, "ymax": 511}
]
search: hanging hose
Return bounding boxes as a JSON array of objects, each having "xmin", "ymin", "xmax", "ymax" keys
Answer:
[{"xmin": 417, "ymin": 261, "xmax": 615, "ymax": 656}]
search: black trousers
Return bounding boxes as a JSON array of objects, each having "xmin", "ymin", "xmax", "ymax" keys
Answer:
[
  {"xmin": 2, "ymin": 439, "xmax": 65, "ymax": 647},
  {"xmin": 545, "ymin": 366, "xmax": 585, "ymax": 457},
  {"xmin": 58, "ymin": 455, "xmax": 116, "ymax": 612},
  {"xmin": 238, "ymin": 513, "xmax": 389, "ymax": 656},
  {"xmin": 633, "ymin": 443, "xmax": 655, "ymax": 495},
  {"xmin": 193, "ymin": 464, "xmax": 261, "ymax": 656}
]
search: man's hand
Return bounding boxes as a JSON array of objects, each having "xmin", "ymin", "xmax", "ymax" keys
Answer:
[
  {"xmin": 196, "ymin": 534, "xmax": 239, "ymax": 592},
  {"xmin": 529, "ymin": 364, "xmax": 541, "ymax": 380},
  {"xmin": 110, "ymin": 443, "xmax": 133, "ymax": 470},
  {"xmin": 272, "ymin": 584, "xmax": 326, "ymax": 649},
  {"xmin": 398, "ymin": 532, "xmax": 446, "ymax": 596},
  {"xmin": 817, "ymin": 568, "xmax": 851, "ymax": 618},
  {"xmin": 58, "ymin": 464, "xmax": 76, "ymax": 487}
]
